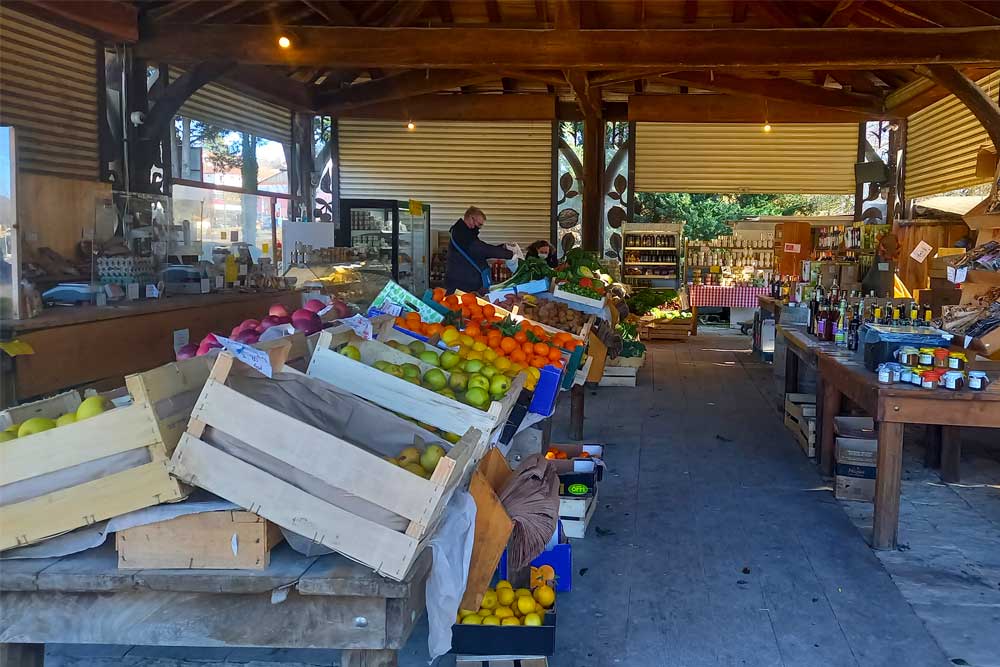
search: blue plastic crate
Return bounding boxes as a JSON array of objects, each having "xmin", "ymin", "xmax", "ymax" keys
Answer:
[
  {"xmin": 496, "ymin": 525, "xmax": 572, "ymax": 592},
  {"xmin": 528, "ymin": 363, "xmax": 562, "ymax": 416}
]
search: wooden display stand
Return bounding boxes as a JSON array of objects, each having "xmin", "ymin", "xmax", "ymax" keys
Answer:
[{"xmin": 641, "ymin": 316, "xmax": 696, "ymax": 341}]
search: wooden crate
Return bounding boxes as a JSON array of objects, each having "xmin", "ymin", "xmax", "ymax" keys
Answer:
[
  {"xmin": 462, "ymin": 448, "xmax": 515, "ymax": 611},
  {"xmin": 599, "ymin": 366, "xmax": 638, "ymax": 387},
  {"xmin": 307, "ymin": 330, "xmax": 525, "ymax": 442},
  {"xmin": 783, "ymin": 393, "xmax": 817, "ymax": 458},
  {"xmin": 116, "ymin": 510, "xmax": 283, "ymax": 570},
  {"xmin": 452, "ymin": 290, "xmax": 592, "ymax": 348},
  {"xmin": 170, "ymin": 350, "xmax": 486, "ymax": 582},
  {"xmin": 560, "ymin": 486, "xmax": 598, "ymax": 539},
  {"xmin": 0, "ymin": 356, "xmax": 215, "ymax": 551},
  {"xmin": 641, "ymin": 318, "xmax": 695, "ymax": 341}
]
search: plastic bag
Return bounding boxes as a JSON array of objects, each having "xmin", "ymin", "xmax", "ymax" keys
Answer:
[
  {"xmin": 859, "ymin": 323, "xmax": 951, "ymax": 346},
  {"xmin": 426, "ymin": 491, "xmax": 477, "ymax": 661}
]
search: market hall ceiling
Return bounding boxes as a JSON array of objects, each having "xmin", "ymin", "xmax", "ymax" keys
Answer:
[{"xmin": 33, "ymin": 1, "xmax": 1000, "ymax": 120}]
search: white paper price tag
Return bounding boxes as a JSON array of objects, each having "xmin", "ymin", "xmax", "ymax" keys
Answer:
[
  {"xmin": 95, "ymin": 291, "xmax": 108, "ymax": 306},
  {"xmin": 127, "ymin": 283, "xmax": 140, "ymax": 300},
  {"xmin": 947, "ymin": 265, "xmax": 968, "ymax": 284},
  {"xmin": 200, "ymin": 278, "xmax": 211, "ymax": 294},
  {"xmin": 215, "ymin": 276, "xmax": 224, "ymax": 289},
  {"xmin": 877, "ymin": 262, "xmax": 890, "ymax": 272},
  {"xmin": 215, "ymin": 335, "xmax": 273, "ymax": 377},
  {"xmin": 909, "ymin": 240, "xmax": 933, "ymax": 263},
  {"xmin": 145, "ymin": 284, "xmax": 160, "ymax": 299},
  {"xmin": 339, "ymin": 314, "xmax": 373, "ymax": 340},
  {"xmin": 238, "ymin": 263, "xmax": 248, "ymax": 276},
  {"xmin": 173, "ymin": 328, "xmax": 189, "ymax": 352}
]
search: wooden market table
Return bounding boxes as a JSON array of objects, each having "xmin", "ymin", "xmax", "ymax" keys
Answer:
[
  {"xmin": 757, "ymin": 295, "xmax": 784, "ymax": 322},
  {"xmin": 0, "ymin": 290, "xmax": 302, "ymax": 406},
  {"xmin": 779, "ymin": 325, "xmax": 1000, "ymax": 550},
  {"xmin": 0, "ymin": 542, "xmax": 429, "ymax": 667}
]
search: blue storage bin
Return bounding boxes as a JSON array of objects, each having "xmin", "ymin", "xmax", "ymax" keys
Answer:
[
  {"xmin": 528, "ymin": 363, "xmax": 562, "ymax": 416},
  {"xmin": 496, "ymin": 524, "xmax": 572, "ymax": 592}
]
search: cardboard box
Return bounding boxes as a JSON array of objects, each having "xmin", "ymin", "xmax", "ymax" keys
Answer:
[
  {"xmin": 833, "ymin": 416, "xmax": 875, "ymax": 440},
  {"xmin": 835, "ymin": 436, "xmax": 877, "ymax": 503},
  {"xmin": 545, "ymin": 443, "xmax": 604, "ymax": 476}
]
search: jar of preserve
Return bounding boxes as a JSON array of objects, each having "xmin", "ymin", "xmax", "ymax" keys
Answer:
[
  {"xmin": 941, "ymin": 371, "xmax": 965, "ymax": 390},
  {"xmin": 933, "ymin": 348, "xmax": 950, "ymax": 368},
  {"xmin": 895, "ymin": 346, "xmax": 919, "ymax": 366},
  {"xmin": 968, "ymin": 371, "xmax": 990, "ymax": 391},
  {"xmin": 918, "ymin": 347, "xmax": 936, "ymax": 365},
  {"xmin": 900, "ymin": 367, "xmax": 914, "ymax": 384},
  {"xmin": 947, "ymin": 352, "xmax": 967, "ymax": 370},
  {"xmin": 877, "ymin": 364, "xmax": 892, "ymax": 384},
  {"xmin": 889, "ymin": 363, "xmax": 903, "ymax": 383},
  {"xmin": 921, "ymin": 370, "xmax": 940, "ymax": 389},
  {"xmin": 910, "ymin": 367, "xmax": 928, "ymax": 386}
]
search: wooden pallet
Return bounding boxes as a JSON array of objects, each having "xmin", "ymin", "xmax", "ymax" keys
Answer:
[
  {"xmin": 170, "ymin": 349, "xmax": 487, "ymax": 582},
  {"xmin": 0, "ymin": 356, "xmax": 214, "ymax": 551},
  {"xmin": 116, "ymin": 510, "xmax": 283, "ymax": 570}
]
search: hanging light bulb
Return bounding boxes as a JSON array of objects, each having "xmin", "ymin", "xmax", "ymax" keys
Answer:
[
  {"xmin": 277, "ymin": 35, "xmax": 292, "ymax": 49},
  {"xmin": 407, "ymin": 121, "xmax": 416, "ymax": 131},
  {"xmin": 763, "ymin": 123, "xmax": 772, "ymax": 133},
  {"xmin": 762, "ymin": 99, "xmax": 772, "ymax": 132}
]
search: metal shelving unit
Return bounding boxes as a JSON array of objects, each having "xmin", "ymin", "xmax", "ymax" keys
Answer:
[{"xmin": 621, "ymin": 221, "xmax": 684, "ymax": 289}]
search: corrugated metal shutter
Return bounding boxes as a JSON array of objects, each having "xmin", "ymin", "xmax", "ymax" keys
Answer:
[
  {"xmin": 905, "ymin": 70, "xmax": 1000, "ymax": 199},
  {"xmin": 635, "ymin": 123, "xmax": 858, "ymax": 194},
  {"xmin": 0, "ymin": 6, "xmax": 98, "ymax": 179},
  {"xmin": 339, "ymin": 120, "xmax": 552, "ymax": 248},
  {"xmin": 170, "ymin": 67, "xmax": 291, "ymax": 144}
]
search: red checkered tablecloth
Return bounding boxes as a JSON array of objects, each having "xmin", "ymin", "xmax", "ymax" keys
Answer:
[{"xmin": 689, "ymin": 285, "xmax": 769, "ymax": 309}]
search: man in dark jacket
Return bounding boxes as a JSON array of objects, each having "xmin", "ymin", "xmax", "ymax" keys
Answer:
[{"xmin": 445, "ymin": 206, "xmax": 513, "ymax": 293}]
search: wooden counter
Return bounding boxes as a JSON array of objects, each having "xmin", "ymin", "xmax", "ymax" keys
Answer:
[{"xmin": 2, "ymin": 290, "xmax": 302, "ymax": 403}]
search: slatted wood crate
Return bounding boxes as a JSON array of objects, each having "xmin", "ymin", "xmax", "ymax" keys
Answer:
[
  {"xmin": 307, "ymin": 329, "xmax": 525, "ymax": 445},
  {"xmin": 599, "ymin": 353, "xmax": 644, "ymax": 387},
  {"xmin": 641, "ymin": 317, "xmax": 696, "ymax": 341},
  {"xmin": 0, "ymin": 356, "xmax": 215, "ymax": 551},
  {"xmin": 170, "ymin": 349, "xmax": 486, "ymax": 581},
  {"xmin": 784, "ymin": 393, "xmax": 817, "ymax": 458},
  {"xmin": 116, "ymin": 510, "xmax": 283, "ymax": 570}
]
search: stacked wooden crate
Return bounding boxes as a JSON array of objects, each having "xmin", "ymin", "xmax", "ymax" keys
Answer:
[{"xmin": 783, "ymin": 393, "xmax": 817, "ymax": 458}]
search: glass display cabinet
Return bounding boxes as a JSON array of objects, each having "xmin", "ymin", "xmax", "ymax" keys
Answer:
[{"xmin": 337, "ymin": 199, "xmax": 430, "ymax": 296}]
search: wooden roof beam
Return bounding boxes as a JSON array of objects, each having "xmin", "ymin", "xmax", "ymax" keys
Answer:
[
  {"xmin": 8, "ymin": 0, "xmax": 138, "ymax": 41},
  {"xmin": 884, "ymin": 1, "xmax": 1000, "ymax": 27},
  {"xmin": 340, "ymin": 93, "xmax": 558, "ymax": 120},
  {"xmin": 589, "ymin": 69, "xmax": 678, "ymax": 87},
  {"xmin": 915, "ymin": 64, "xmax": 1000, "ymax": 149},
  {"xmin": 655, "ymin": 71, "xmax": 885, "ymax": 113},
  {"xmin": 225, "ymin": 65, "xmax": 316, "ymax": 110},
  {"xmin": 564, "ymin": 69, "xmax": 602, "ymax": 119},
  {"xmin": 628, "ymin": 94, "xmax": 885, "ymax": 122},
  {"xmin": 823, "ymin": 1, "xmax": 864, "ymax": 27},
  {"xmin": 301, "ymin": 0, "xmax": 358, "ymax": 25},
  {"xmin": 316, "ymin": 69, "xmax": 496, "ymax": 113},
  {"xmin": 135, "ymin": 25, "xmax": 1000, "ymax": 69},
  {"xmin": 885, "ymin": 66, "xmax": 995, "ymax": 115},
  {"xmin": 552, "ymin": 0, "xmax": 580, "ymax": 29}
]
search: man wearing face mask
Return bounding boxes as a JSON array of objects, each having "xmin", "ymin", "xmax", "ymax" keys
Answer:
[
  {"xmin": 525, "ymin": 240, "xmax": 559, "ymax": 269},
  {"xmin": 445, "ymin": 206, "xmax": 514, "ymax": 293}
]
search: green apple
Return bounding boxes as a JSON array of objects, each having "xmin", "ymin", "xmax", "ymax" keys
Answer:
[
  {"xmin": 440, "ymin": 350, "xmax": 461, "ymax": 370},
  {"xmin": 449, "ymin": 371, "xmax": 469, "ymax": 392},
  {"xmin": 408, "ymin": 341, "xmax": 425, "ymax": 356},
  {"xmin": 489, "ymin": 375, "xmax": 511, "ymax": 397},
  {"xmin": 416, "ymin": 421, "xmax": 437, "ymax": 432},
  {"xmin": 437, "ymin": 387, "xmax": 457, "ymax": 399},
  {"xmin": 387, "ymin": 364, "xmax": 405, "ymax": 378},
  {"xmin": 76, "ymin": 396, "xmax": 109, "ymax": 421},
  {"xmin": 467, "ymin": 373, "xmax": 490, "ymax": 392},
  {"xmin": 397, "ymin": 446, "xmax": 422, "ymax": 466},
  {"xmin": 420, "ymin": 444, "xmax": 447, "ymax": 473},
  {"xmin": 419, "ymin": 350, "xmax": 441, "ymax": 366},
  {"xmin": 422, "ymin": 368, "xmax": 448, "ymax": 391},
  {"xmin": 384, "ymin": 455, "xmax": 400, "ymax": 466},
  {"xmin": 385, "ymin": 340, "xmax": 403, "ymax": 350},
  {"xmin": 6, "ymin": 424, "xmax": 20, "ymax": 435},
  {"xmin": 401, "ymin": 363, "xmax": 421, "ymax": 379},
  {"xmin": 480, "ymin": 365, "xmax": 498, "ymax": 379},
  {"xmin": 0, "ymin": 431, "xmax": 16, "ymax": 443},
  {"xmin": 341, "ymin": 344, "xmax": 361, "ymax": 361},
  {"xmin": 464, "ymin": 387, "xmax": 490, "ymax": 410},
  {"xmin": 464, "ymin": 359, "xmax": 484, "ymax": 374},
  {"xmin": 373, "ymin": 360, "xmax": 392, "ymax": 372},
  {"xmin": 56, "ymin": 412, "xmax": 78, "ymax": 427},
  {"xmin": 17, "ymin": 417, "xmax": 58, "ymax": 437},
  {"xmin": 442, "ymin": 431, "xmax": 462, "ymax": 444}
]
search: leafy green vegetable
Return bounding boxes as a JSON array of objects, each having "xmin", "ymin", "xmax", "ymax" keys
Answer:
[
  {"xmin": 626, "ymin": 289, "xmax": 679, "ymax": 316},
  {"xmin": 491, "ymin": 257, "xmax": 553, "ymax": 290}
]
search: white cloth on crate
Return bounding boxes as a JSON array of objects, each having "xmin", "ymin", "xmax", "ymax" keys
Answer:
[{"xmin": 425, "ymin": 490, "xmax": 477, "ymax": 662}]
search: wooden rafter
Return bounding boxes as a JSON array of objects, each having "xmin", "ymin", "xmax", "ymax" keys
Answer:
[
  {"xmin": 8, "ymin": 0, "xmax": 138, "ymax": 41},
  {"xmin": 683, "ymin": 0, "xmax": 698, "ymax": 24},
  {"xmin": 884, "ymin": 1, "xmax": 1000, "ymax": 27},
  {"xmin": 192, "ymin": 1, "xmax": 244, "ymax": 23},
  {"xmin": 589, "ymin": 69, "xmax": 678, "ymax": 87},
  {"xmin": 301, "ymin": 0, "xmax": 358, "ymax": 25},
  {"xmin": 552, "ymin": 0, "xmax": 580, "ymax": 29},
  {"xmin": 316, "ymin": 69, "xmax": 496, "ymax": 113},
  {"xmin": 135, "ymin": 25, "xmax": 1000, "ymax": 69},
  {"xmin": 494, "ymin": 69, "xmax": 566, "ymax": 86},
  {"xmin": 823, "ymin": 1, "xmax": 864, "ymax": 27},
  {"xmin": 564, "ymin": 69, "xmax": 601, "ymax": 118},
  {"xmin": 434, "ymin": 0, "xmax": 453, "ymax": 23},
  {"xmin": 226, "ymin": 65, "xmax": 315, "ymax": 110},
  {"xmin": 141, "ymin": 62, "xmax": 235, "ymax": 141},
  {"xmin": 485, "ymin": 0, "xmax": 502, "ymax": 23},
  {"xmin": 655, "ymin": 71, "xmax": 885, "ymax": 112},
  {"xmin": 732, "ymin": 1, "xmax": 748, "ymax": 23},
  {"xmin": 753, "ymin": 1, "xmax": 805, "ymax": 28},
  {"xmin": 341, "ymin": 93, "xmax": 557, "ymax": 120},
  {"xmin": 915, "ymin": 64, "xmax": 1000, "ymax": 149},
  {"xmin": 885, "ymin": 66, "xmax": 995, "ymax": 115}
]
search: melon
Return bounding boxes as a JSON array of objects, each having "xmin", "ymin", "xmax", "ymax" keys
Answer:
[{"xmin": 268, "ymin": 304, "xmax": 290, "ymax": 318}]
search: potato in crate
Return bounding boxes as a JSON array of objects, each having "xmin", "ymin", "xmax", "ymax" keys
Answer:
[
  {"xmin": 169, "ymin": 345, "xmax": 486, "ymax": 581},
  {"xmin": 0, "ymin": 356, "xmax": 215, "ymax": 551}
]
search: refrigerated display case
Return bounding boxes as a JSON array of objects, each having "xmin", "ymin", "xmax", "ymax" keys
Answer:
[{"xmin": 337, "ymin": 199, "xmax": 430, "ymax": 296}]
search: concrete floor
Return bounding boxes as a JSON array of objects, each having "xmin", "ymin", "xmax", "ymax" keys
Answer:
[{"xmin": 45, "ymin": 331, "xmax": 999, "ymax": 666}]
